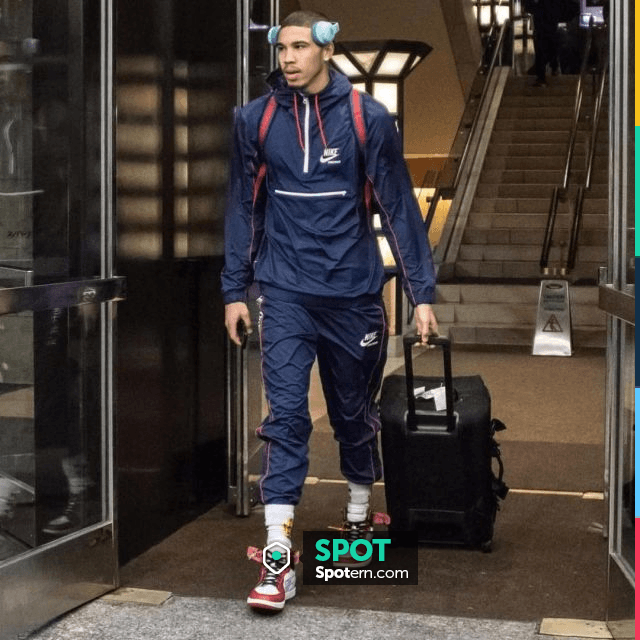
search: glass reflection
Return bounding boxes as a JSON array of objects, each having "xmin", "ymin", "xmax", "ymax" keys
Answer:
[
  {"xmin": 618, "ymin": 324, "xmax": 634, "ymax": 571},
  {"xmin": 0, "ymin": 309, "xmax": 35, "ymax": 559},
  {"xmin": 0, "ymin": 304, "xmax": 103, "ymax": 560}
]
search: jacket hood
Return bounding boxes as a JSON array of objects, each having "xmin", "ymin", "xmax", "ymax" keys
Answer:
[{"xmin": 266, "ymin": 67, "xmax": 353, "ymax": 109}]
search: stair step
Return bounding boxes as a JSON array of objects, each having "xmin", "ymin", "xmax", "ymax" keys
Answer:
[
  {"xmin": 453, "ymin": 261, "xmax": 539, "ymax": 279},
  {"xmin": 458, "ymin": 245, "xmax": 549, "ymax": 263},
  {"xmin": 501, "ymin": 95, "xmax": 577, "ymax": 108},
  {"xmin": 435, "ymin": 283, "xmax": 600, "ymax": 305},
  {"xmin": 463, "ymin": 229, "xmax": 548, "ymax": 245},
  {"xmin": 475, "ymin": 184, "xmax": 608, "ymax": 198},
  {"xmin": 447, "ymin": 303, "xmax": 540, "ymax": 326},
  {"xmin": 487, "ymin": 143, "xmax": 568, "ymax": 157},
  {"xmin": 498, "ymin": 106, "xmax": 579, "ymax": 119},
  {"xmin": 458, "ymin": 244, "xmax": 607, "ymax": 264},
  {"xmin": 483, "ymin": 155, "xmax": 608, "ymax": 170},
  {"xmin": 476, "ymin": 184, "xmax": 555, "ymax": 198},
  {"xmin": 490, "ymin": 130, "xmax": 568, "ymax": 144},
  {"xmin": 470, "ymin": 198, "xmax": 607, "ymax": 216},
  {"xmin": 503, "ymin": 81, "xmax": 579, "ymax": 97},
  {"xmin": 433, "ymin": 302, "xmax": 606, "ymax": 327},
  {"xmin": 466, "ymin": 213, "xmax": 607, "ymax": 232},
  {"xmin": 502, "ymin": 86, "xmax": 578, "ymax": 99},
  {"xmin": 479, "ymin": 169, "xmax": 564, "ymax": 184},
  {"xmin": 494, "ymin": 118, "xmax": 575, "ymax": 131},
  {"xmin": 498, "ymin": 105, "xmax": 609, "ymax": 120},
  {"xmin": 479, "ymin": 169, "xmax": 609, "ymax": 185},
  {"xmin": 494, "ymin": 114, "xmax": 571, "ymax": 133},
  {"xmin": 498, "ymin": 104, "xmax": 609, "ymax": 120},
  {"xmin": 454, "ymin": 261, "xmax": 603, "ymax": 281},
  {"xmin": 439, "ymin": 325, "xmax": 606, "ymax": 348},
  {"xmin": 487, "ymin": 142, "xmax": 609, "ymax": 156},
  {"xmin": 507, "ymin": 74, "xmax": 578, "ymax": 86},
  {"xmin": 462, "ymin": 227, "xmax": 607, "ymax": 247},
  {"xmin": 436, "ymin": 283, "xmax": 535, "ymax": 304},
  {"xmin": 490, "ymin": 130, "xmax": 607, "ymax": 146}
]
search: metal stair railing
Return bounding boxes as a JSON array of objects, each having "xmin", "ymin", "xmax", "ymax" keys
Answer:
[
  {"xmin": 566, "ymin": 58, "xmax": 608, "ymax": 273},
  {"xmin": 424, "ymin": 20, "xmax": 509, "ymax": 233},
  {"xmin": 430, "ymin": 19, "xmax": 512, "ymax": 269},
  {"xmin": 539, "ymin": 19, "xmax": 603, "ymax": 276}
]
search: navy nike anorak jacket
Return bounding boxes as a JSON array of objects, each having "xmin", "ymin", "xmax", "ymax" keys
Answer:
[{"xmin": 221, "ymin": 69, "xmax": 436, "ymax": 306}]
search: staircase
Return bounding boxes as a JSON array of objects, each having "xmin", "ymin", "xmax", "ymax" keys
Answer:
[{"xmin": 435, "ymin": 74, "xmax": 608, "ymax": 348}]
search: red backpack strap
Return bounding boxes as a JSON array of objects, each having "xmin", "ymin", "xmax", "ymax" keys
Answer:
[
  {"xmin": 258, "ymin": 95, "xmax": 278, "ymax": 149},
  {"xmin": 253, "ymin": 95, "xmax": 277, "ymax": 205},
  {"xmin": 350, "ymin": 88, "xmax": 372, "ymax": 213},
  {"xmin": 350, "ymin": 88, "xmax": 366, "ymax": 151}
]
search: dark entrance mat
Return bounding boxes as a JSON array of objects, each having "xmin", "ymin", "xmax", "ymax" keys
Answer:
[
  {"xmin": 308, "ymin": 427, "xmax": 604, "ymax": 494},
  {"xmin": 120, "ymin": 482, "xmax": 607, "ymax": 622}
]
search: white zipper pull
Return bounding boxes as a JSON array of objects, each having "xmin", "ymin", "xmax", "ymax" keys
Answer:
[{"xmin": 303, "ymin": 96, "xmax": 310, "ymax": 174}]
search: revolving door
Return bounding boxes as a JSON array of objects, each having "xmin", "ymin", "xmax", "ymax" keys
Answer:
[{"xmin": 0, "ymin": 0, "xmax": 123, "ymax": 637}]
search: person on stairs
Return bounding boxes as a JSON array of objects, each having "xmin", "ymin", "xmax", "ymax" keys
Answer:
[
  {"xmin": 525, "ymin": 0, "xmax": 561, "ymax": 86},
  {"xmin": 221, "ymin": 10, "xmax": 438, "ymax": 612}
]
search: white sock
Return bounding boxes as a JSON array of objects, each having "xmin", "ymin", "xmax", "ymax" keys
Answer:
[
  {"xmin": 346, "ymin": 482, "xmax": 371, "ymax": 523},
  {"xmin": 264, "ymin": 504, "xmax": 294, "ymax": 549}
]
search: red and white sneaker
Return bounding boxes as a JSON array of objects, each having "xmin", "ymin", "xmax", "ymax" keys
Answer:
[
  {"xmin": 333, "ymin": 510, "xmax": 391, "ymax": 568},
  {"xmin": 246, "ymin": 545, "xmax": 297, "ymax": 611}
]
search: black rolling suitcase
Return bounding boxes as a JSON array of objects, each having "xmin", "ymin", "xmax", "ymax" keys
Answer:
[{"xmin": 380, "ymin": 336, "xmax": 508, "ymax": 552}]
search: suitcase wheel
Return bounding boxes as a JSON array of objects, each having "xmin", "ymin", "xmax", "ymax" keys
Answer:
[{"xmin": 480, "ymin": 539, "xmax": 493, "ymax": 553}]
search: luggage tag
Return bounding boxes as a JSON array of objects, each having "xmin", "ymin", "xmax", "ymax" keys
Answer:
[
  {"xmin": 432, "ymin": 385, "xmax": 447, "ymax": 412},
  {"xmin": 413, "ymin": 383, "xmax": 447, "ymax": 412}
]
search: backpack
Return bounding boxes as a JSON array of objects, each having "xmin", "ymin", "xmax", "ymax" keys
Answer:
[{"xmin": 253, "ymin": 89, "xmax": 373, "ymax": 214}]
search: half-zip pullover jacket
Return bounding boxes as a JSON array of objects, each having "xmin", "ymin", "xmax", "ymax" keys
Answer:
[{"xmin": 221, "ymin": 69, "xmax": 436, "ymax": 306}]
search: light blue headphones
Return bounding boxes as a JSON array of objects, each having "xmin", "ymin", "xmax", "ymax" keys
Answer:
[{"xmin": 267, "ymin": 21, "xmax": 340, "ymax": 46}]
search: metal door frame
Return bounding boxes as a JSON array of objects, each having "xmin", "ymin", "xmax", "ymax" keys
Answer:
[
  {"xmin": 0, "ymin": 0, "xmax": 123, "ymax": 635},
  {"xmin": 227, "ymin": 0, "xmax": 278, "ymax": 517},
  {"xmin": 600, "ymin": 0, "xmax": 635, "ymax": 635}
]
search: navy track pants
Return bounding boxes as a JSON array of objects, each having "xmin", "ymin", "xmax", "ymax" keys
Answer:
[{"xmin": 256, "ymin": 287, "xmax": 388, "ymax": 505}]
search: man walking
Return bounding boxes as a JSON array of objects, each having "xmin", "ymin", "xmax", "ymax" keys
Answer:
[{"xmin": 222, "ymin": 10, "xmax": 438, "ymax": 611}]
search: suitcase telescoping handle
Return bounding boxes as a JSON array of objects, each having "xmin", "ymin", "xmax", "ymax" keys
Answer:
[{"xmin": 403, "ymin": 335, "xmax": 456, "ymax": 432}]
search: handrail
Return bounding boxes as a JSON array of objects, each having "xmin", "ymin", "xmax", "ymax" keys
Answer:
[
  {"xmin": 539, "ymin": 20, "xmax": 595, "ymax": 273},
  {"xmin": 566, "ymin": 186, "xmax": 585, "ymax": 272},
  {"xmin": 539, "ymin": 187, "xmax": 560, "ymax": 270},
  {"xmin": 566, "ymin": 58, "xmax": 608, "ymax": 272},
  {"xmin": 454, "ymin": 19, "xmax": 510, "ymax": 192},
  {"xmin": 425, "ymin": 19, "xmax": 510, "ymax": 241},
  {"xmin": 429, "ymin": 18, "xmax": 513, "ymax": 274},
  {"xmin": 424, "ymin": 186, "xmax": 442, "ymax": 232},
  {"xmin": 585, "ymin": 58, "xmax": 608, "ymax": 190},
  {"xmin": 561, "ymin": 24, "xmax": 594, "ymax": 190}
]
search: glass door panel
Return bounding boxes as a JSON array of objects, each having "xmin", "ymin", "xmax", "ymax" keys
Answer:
[
  {"xmin": 602, "ymin": 0, "xmax": 634, "ymax": 636},
  {"xmin": 0, "ymin": 0, "xmax": 122, "ymax": 636}
]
